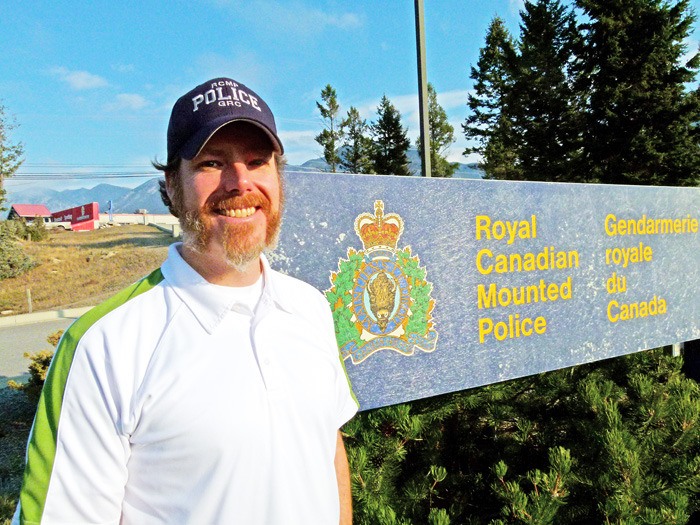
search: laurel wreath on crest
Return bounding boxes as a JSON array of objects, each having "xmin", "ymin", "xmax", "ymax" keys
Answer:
[{"xmin": 325, "ymin": 247, "xmax": 435, "ymax": 350}]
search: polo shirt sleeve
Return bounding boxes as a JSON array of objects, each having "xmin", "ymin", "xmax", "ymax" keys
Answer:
[{"xmin": 15, "ymin": 321, "xmax": 130, "ymax": 525}]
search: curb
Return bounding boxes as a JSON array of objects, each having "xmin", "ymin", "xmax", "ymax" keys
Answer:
[{"xmin": 0, "ymin": 307, "xmax": 93, "ymax": 328}]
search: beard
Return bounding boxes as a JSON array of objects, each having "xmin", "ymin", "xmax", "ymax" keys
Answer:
[{"xmin": 179, "ymin": 190, "xmax": 282, "ymax": 272}]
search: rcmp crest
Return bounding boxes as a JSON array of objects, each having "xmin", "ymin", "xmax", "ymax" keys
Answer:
[{"xmin": 325, "ymin": 201, "xmax": 438, "ymax": 364}]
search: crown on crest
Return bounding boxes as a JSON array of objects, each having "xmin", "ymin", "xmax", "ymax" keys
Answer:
[{"xmin": 354, "ymin": 200, "xmax": 404, "ymax": 251}]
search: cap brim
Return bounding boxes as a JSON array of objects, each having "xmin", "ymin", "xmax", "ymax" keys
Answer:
[{"xmin": 179, "ymin": 117, "xmax": 284, "ymax": 160}]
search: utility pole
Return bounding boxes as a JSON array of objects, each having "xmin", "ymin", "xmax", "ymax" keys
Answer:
[{"xmin": 415, "ymin": 0, "xmax": 431, "ymax": 177}]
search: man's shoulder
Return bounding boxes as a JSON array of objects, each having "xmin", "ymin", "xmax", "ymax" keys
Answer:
[{"xmin": 67, "ymin": 267, "xmax": 166, "ymax": 341}]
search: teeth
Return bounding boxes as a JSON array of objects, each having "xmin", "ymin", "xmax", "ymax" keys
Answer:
[{"xmin": 220, "ymin": 206, "xmax": 256, "ymax": 218}]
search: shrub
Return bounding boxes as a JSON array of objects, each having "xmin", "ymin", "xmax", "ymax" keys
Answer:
[
  {"xmin": 0, "ymin": 220, "xmax": 26, "ymax": 240},
  {"xmin": 0, "ymin": 229, "xmax": 35, "ymax": 280},
  {"xmin": 8, "ymin": 331, "xmax": 61, "ymax": 403},
  {"xmin": 0, "ymin": 495, "xmax": 17, "ymax": 525},
  {"xmin": 25, "ymin": 217, "xmax": 48, "ymax": 242}
]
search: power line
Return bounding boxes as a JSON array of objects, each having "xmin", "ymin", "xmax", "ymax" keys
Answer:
[
  {"xmin": 13, "ymin": 162, "xmax": 160, "ymax": 181},
  {"xmin": 14, "ymin": 163, "xmax": 160, "ymax": 180},
  {"xmin": 22, "ymin": 163, "xmax": 153, "ymax": 168},
  {"xmin": 13, "ymin": 174, "xmax": 159, "ymax": 180}
]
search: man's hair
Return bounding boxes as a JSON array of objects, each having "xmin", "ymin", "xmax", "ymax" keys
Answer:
[
  {"xmin": 152, "ymin": 154, "xmax": 287, "ymax": 218},
  {"xmin": 152, "ymin": 157, "xmax": 182, "ymax": 217}
]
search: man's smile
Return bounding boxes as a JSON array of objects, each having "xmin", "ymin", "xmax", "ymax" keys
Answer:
[{"xmin": 216, "ymin": 206, "xmax": 257, "ymax": 218}]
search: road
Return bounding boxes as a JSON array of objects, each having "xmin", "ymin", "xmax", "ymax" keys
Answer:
[{"xmin": 0, "ymin": 318, "xmax": 76, "ymax": 386}]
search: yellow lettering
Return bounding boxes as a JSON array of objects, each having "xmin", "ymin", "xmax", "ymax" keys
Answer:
[
  {"xmin": 475, "ymin": 215, "xmax": 491, "ymax": 240},
  {"xmin": 606, "ymin": 213, "xmax": 698, "ymax": 236},
  {"xmin": 534, "ymin": 316, "xmax": 547, "ymax": 334},
  {"xmin": 474, "ymin": 215, "xmax": 538, "ymax": 244},
  {"xmin": 476, "ymin": 249, "xmax": 493, "ymax": 275},
  {"xmin": 478, "ymin": 315, "xmax": 547, "ymax": 343},
  {"xmin": 478, "ymin": 318, "xmax": 493, "ymax": 344},
  {"xmin": 607, "ymin": 296, "xmax": 667, "ymax": 323},
  {"xmin": 477, "ymin": 284, "xmax": 497, "ymax": 309},
  {"xmin": 605, "ymin": 214, "xmax": 617, "ymax": 236}
]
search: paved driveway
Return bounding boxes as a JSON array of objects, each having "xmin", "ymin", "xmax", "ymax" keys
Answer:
[{"xmin": 0, "ymin": 318, "xmax": 75, "ymax": 386}]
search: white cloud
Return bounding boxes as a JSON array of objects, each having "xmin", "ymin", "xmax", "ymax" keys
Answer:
[
  {"xmin": 278, "ymin": 129, "xmax": 321, "ymax": 165},
  {"xmin": 213, "ymin": 1, "xmax": 363, "ymax": 38},
  {"xmin": 436, "ymin": 89, "xmax": 470, "ymax": 111},
  {"xmin": 112, "ymin": 63, "xmax": 135, "ymax": 73},
  {"xmin": 106, "ymin": 94, "xmax": 150, "ymax": 111},
  {"xmin": 51, "ymin": 67, "xmax": 108, "ymax": 90},
  {"xmin": 353, "ymin": 93, "xmax": 415, "ymax": 123},
  {"xmin": 509, "ymin": 0, "xmax": 525, "ymax": 16}
]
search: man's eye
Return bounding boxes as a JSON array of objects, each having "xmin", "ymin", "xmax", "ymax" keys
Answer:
[
  {"xmin": 199, "ymin": 160, "xmax": 220, "ymax": 168},
  {"xmin": 250, "ymin": 155, "xmax": 273, "ymax": 168}
]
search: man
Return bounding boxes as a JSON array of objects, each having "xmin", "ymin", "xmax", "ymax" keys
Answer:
[{"xmin": 13, "ymin": 77, "xmax": 358, "ymax": 524}]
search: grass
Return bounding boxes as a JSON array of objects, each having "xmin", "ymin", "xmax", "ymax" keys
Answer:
[
  {"xmin": 0, "ymin": 224, "xmax": 172, "ymax": 314},
  {"xmin": 0, "ymin": 224, "xmax": 173, "ymax": 522}
]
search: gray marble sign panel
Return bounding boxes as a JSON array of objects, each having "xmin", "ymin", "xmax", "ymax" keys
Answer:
[{"xmin": 271, "ymin": 172, "xmax": 700, "ymax": 410}]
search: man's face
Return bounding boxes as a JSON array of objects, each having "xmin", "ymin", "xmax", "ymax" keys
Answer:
[{"xmin": 166, "ymin": 122, "xmax": 283, "ymax": 269}]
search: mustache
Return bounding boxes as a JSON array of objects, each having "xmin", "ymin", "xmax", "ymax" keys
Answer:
[{"xmin": 203, "ymin": 192, "xmax": 270, "ymax": 213}]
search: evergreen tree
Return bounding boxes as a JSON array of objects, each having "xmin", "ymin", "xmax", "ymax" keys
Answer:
[
  {"xmin": 315, "ymin": 84, "xmax": 343, "ymax": 173},
  {"xmin": 576, "ymin": 0, "xmax": 700, "ymax": 186},
  {"xmin": 511, "ymin": 0, "xmax": 585, "ymax": 183},
  {"xmin": 345, "ymin": 349, "xmax": 700, "ymax": 523},
  {"xmin": 463, "ymin": 18, "xmax": 521, "ymax": 180},
  {"xmin": 0, "ymin": 103, "xmax": 25, "ymax": 211},
  {"xmin": 416, "ymin": 84, "xmax": 459, "ymax": 178},
  {"xmin": 370, "ymin": 96, "xmax": 411, "ymax": 176},
  {"xmin": 340, "ymin": 106, "xmax": 374, "ymax": 174}
]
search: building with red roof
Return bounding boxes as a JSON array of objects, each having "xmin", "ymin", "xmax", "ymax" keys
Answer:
[{"xmin": 7, "ymin": 204, "xmax": 52, "ymax": 222}]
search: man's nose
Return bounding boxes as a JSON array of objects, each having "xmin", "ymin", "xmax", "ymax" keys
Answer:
[{"xmin": 221, "ymin": 162, "xmax": 254, "ymax": 193}]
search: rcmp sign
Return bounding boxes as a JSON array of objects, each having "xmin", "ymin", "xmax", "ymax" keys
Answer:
[
  {"xmin": 325, "ymin": 200, "xmax": 438, "ymax": 364},
  {"xmin": 272, "ymin": 172, "xmax": 700, "ymax": 410}
]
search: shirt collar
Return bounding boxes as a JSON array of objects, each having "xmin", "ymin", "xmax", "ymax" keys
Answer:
[
  {"xmin": 257, "ymin": 252, "xmax": 295, "ymax": 315},
  {"xmin": 161, "ymin": 243, "xmax": 293, "ymax": 334}
]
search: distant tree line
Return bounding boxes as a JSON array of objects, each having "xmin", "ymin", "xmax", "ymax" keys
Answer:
[{"xmin": 315, "ymin": 84, "xmax": 458, "ymax": 177}]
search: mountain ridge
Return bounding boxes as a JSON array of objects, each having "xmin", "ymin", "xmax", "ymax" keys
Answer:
[{"xmin": 5, "ymin": 155, "xmax": 484, "ymax": 216}]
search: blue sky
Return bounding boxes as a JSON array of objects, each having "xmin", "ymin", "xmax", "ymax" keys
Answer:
[{"xmin": 2, "ymin": 0, "xmax": 699, "ymax": 192}]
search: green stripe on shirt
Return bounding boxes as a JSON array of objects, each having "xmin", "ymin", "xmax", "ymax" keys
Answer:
[{"xmin": 18, "ymin": 268, "xmax": 164, "ymax": 525}]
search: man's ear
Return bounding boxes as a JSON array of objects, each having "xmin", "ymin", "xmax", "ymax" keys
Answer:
[{"xmin": 164, "ymin": 171, "xmax": 177, "ymax": 201}]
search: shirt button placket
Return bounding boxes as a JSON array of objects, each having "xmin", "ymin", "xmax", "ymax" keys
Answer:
[{"xmin": 252, "ymin": 303, "xmax": 281, "ymax": 394}]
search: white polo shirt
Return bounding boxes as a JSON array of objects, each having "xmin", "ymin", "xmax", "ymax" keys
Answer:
[{"xmin": 15, "ymin": 243, "xmax": 358, "ymax": 525}]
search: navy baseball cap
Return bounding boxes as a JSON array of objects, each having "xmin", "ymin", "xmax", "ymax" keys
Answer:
[{"xmin": 167, "ymin": 77, "xmax": 284, "ymax": 162}]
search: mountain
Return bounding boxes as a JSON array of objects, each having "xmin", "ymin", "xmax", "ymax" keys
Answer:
[
  {"xmin": 5, "ymin": 180, "xmax": 169, "ymax": 216},
  {"xmin": 301, "ymin": 148, "xmax": 485, "ymax": 179},
  {"xmin": 112, "ymin": 178, "xmax": 169, "ymax": 214},
  {"xmin": 3, "ymin": 154, "xmax": 484, "ymax": 218},
  {"xmin": 5, "ymin": 183, "xmax": 133, "ymax": 214}
]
